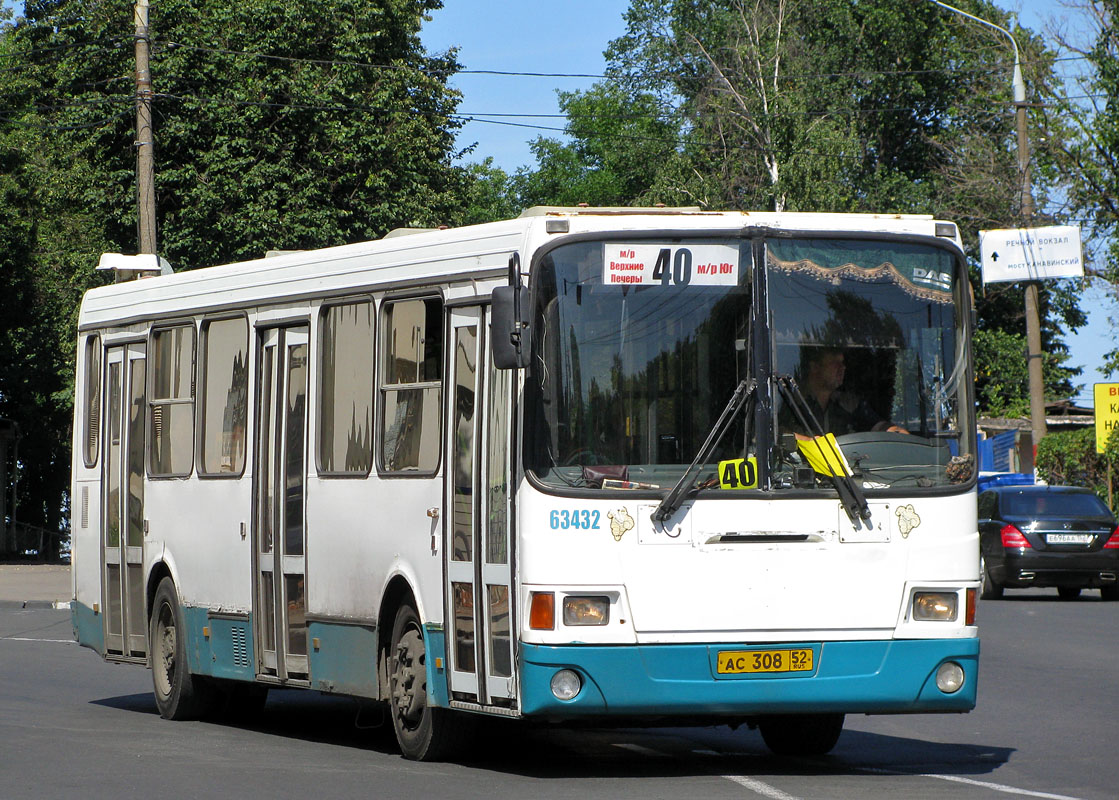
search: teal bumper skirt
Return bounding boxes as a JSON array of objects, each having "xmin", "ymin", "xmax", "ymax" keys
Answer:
[{"xmin": 519, "ymin": 638, "xmax": 978, "ymax": 718}]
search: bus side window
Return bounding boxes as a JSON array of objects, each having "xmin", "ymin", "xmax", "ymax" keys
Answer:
[
  {"xmin": 198, "ymin": 317, "xmax": 248, "ymax": 476},
  {"xmin": 149, "ymin": 324, "xmax": 196, "ymax": 477},
  {"xmin": 83, "ymin": 334, "xmax": 101, "ymax": 467},
  {"xmin": 380, "ymin": 297, "xmax": 442, "ymax": 473},
  {"xmin": 318, "ymin": 300, "xmax": 374, "ymax": 475}
]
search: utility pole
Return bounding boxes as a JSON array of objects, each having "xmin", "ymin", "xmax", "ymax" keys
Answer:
[
  {"xmin": 134, "ymin": 0, "xmax": 156, "ymax": 257},
  {"xmin": 930, "ymin": 1, "xmax": 1046, "ymax": 453},
  {"xmin": 1017, "ymin": 95, "xmax": 1047, "ymax": 451}
]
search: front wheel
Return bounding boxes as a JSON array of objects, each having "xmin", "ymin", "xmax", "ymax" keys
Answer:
[
  {"xmin": 150, "ymin": 577, "xmax": 218, "ymax": 720},
  {"xmin": 387, "ymin": 603, "xmax": 467, "ymax": 760},
  {"xmin": 758, "ymin": 713, "xmax": 845, "ymax": 756}
]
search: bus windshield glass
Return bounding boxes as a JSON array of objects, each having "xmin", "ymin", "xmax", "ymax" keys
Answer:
[
  {"xmin": 768, "ymin": 238, "xmax": 971, "ymax": 490},
  {"xmin": 525, "ymin": 235, "xmax": 973, "ymax": 493}
]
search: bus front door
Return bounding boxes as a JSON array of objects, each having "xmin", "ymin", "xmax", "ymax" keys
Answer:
[
  {"xmin": 101, "ymin": 342, "xmax": 147, "ymax": 661},
  {"xmin": 445, "ymin": 306, "xmax": 516, "ymax": 707},
  {"xmin": 253, "ymin": 325, "xmax": 310, "ymax": 681}
]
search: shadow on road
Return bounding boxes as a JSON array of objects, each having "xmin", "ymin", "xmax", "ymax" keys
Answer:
[{"xmin": 91, "ymin": 687, "xmax": 1015, "ymax": 780}]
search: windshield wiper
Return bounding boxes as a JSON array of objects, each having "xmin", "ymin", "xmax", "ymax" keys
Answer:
[
  {"xmin": 651, "ymin": 378, "xmax": 756, "ymax": 524},
  {"xmin": 776, "ymin": 375, "xmax": 871, "ymax": 524}
]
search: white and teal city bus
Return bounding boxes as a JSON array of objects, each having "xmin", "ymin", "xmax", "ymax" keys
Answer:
[{"xmin": 70, "ymin": 207, "xmax": 979, "ymax": 759}]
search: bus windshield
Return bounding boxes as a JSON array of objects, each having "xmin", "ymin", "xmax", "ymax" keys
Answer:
[{"xmin": 525, "ymin": 235, "xmax": 973, "ymax": 493}]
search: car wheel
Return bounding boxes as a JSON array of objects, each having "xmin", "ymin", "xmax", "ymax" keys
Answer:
[
  {"xmin": 758, "ymin": 713, "xmax": 844, "ymax": 756},
  {"xmin": 1100, "ymin": 586, "xmax": 1119, "ymax": 602},
  {"xmin": 1057, "ymin": 586, "xmax": 1081, "ymax": 601},
  {"xmin": 979, "ymin": 556, "xmax": 1003, "ymax": 600}
]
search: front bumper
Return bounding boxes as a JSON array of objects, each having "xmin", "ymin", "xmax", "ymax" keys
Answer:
[
  {"xmin": 992, "ymin": 551, "xmax": 1119, "ymax": 589},
  {"xmin": 519, "ymin": 638, "xmax": 978, "ymax": 718}
]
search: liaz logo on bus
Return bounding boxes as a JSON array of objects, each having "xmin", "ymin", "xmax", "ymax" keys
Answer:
[{"xmin": 603, "ymin": 244, "xmax": 740, "ymax": 287}]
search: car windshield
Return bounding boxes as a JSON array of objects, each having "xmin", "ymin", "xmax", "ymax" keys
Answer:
[
  {"xmin": 1005, "ymin": 492, "xmax": 1112, "ymax": 518},
  {"xmin": 524, "ymin": 234, "xmax": 973, "ymax": 493}
]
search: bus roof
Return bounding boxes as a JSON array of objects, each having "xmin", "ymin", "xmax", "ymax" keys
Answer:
[{"xmin": 78, "ymin": 209, "xmax": 961, "ymax": 331}]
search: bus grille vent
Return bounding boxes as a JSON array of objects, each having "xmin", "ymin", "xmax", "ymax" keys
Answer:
[
  {"xmin": 81, "ymin": 486, "xmax": 89, "ymax": 529},
  {"xmin": 231, "ymin": 625, "xmax": 250, "ymax": 667}
]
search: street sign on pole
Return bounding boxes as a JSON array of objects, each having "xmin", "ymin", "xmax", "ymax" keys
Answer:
[
  {"xmin": 979, "ymin": 225, "xmax": 1083, "ymax": 284},
  {"xmin": 1095, "ymin": 383, "xmax": 1119, "ymax": 454}
]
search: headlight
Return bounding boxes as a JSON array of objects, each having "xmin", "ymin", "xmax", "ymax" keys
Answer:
[
  {"xmin": 912, "ymin": 591, "xmax": 959, "ymax": 622},
  {"xmin": 563, "ymin": 595, "xmax": 610, "ymax": 626}
]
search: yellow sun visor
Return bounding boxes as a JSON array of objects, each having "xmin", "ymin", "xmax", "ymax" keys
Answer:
[{"xmin": 796, "ymin": 433, "xmax": 854, "ymax": 477}]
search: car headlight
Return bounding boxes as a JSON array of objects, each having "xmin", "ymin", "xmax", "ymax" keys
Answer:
[
  {"xmin": 562, "ymin": 595, "xmax": 610, "ymax": 626},
  {"xmin": 912, "ymin": 591, "xmax": 959, "ymax": 622}
]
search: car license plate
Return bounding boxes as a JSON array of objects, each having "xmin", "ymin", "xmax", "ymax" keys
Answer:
[
  {"xmin": 717, "ymin": 648, "xmax": 814, "ymax": 674},
  {"xmin": 1046, "ymin": 533, "xmax": 1094, "ymax": 545}
]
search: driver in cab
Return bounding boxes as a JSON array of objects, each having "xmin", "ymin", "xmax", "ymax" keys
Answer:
[{"xmin": 791, "ymin": 347, "xmax": 907, "ymax": 437}]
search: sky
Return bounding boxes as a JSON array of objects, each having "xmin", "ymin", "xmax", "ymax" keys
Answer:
[{"xmin": 421, "ymin": 0, "xmax": 1117, "ymax": 405}]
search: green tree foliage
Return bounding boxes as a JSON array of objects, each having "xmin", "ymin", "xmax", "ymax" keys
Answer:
[
  {"xmin": 495, "ymin": 0, "xmax": 1083, "ymax": 414},
  {"xmin": 1050, "ymin": 0, "xmax": 1119, "ymax": 377},
  {"xmin": 1036, "ymin": 426, "xmax": 1119, "ymax": 511},
  {"xmin": 0, "ymin": 0, "xmax": 466, "ymax": 541}
]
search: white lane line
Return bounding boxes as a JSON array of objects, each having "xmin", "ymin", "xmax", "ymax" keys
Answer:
[
  {"xmin": 613, "ymin": 743, "xmax": 802, "ymax": 799},
  {"xmin": 860, "ymin": 766, "xmax": 1084, "ymax": 800},
  {"xmin": 612, "ymin": 743, "xmax": 663, "ymax": 756},
  {"xmin": 917, "ymin": 773, "xmax": 1083, "ymax": 800},
  {"xmin": 722, "ymin": 774, "xmax": 803, "ymax": 800},
  {"xmin": 1, "ymin": 637, "xmax": 75, "ymax": 644}
]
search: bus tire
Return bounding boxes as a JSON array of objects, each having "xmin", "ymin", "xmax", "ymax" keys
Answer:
[
  {"xmin": 388, "ymin": 602, "xmax": 463, "ymax": 761},
  {"xmin": 150, "ymin": 577, "xmax": 217, "ymax": 720},
  {"xmin": 758, "ymin": 713, "xmax": 844, "ymax": 756}
]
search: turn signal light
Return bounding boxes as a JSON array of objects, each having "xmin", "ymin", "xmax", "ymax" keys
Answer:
[
  {"xmin": 1104, "ymin": 527, "xmax": 1119, "ymax": 549},
  {"xmin": 965, "ymin": 588, "xmax": 976, "ymax": 626},
  {"xmin": 529, "ymin": 591, "xmax": 555, "ymax": 630},
  {"xmin": 1000, "ymin": 524, "xmax": 1032, "ymax": 549}
]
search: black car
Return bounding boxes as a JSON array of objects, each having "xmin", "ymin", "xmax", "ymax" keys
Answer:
[{"xmin": 978, "ymin": 484, "xmax": 1119, "ymax": 600}]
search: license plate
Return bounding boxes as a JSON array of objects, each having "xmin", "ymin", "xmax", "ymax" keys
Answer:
[
  {"xmin": 717, "ymin": 648, "xmax": 814, "ymax": 674},
  {"xmin": 1046, "ymin": 533, "xmax": 1094, "ymax": 545}
]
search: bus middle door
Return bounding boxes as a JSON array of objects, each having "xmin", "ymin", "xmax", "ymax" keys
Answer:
[{"xmin": 253, "ymin": 325, "xmax": 310, "ymax": 682}]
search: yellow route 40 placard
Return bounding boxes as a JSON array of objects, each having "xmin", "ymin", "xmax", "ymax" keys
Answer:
[{"xmin": 1094, "ymin": 383, "xmax": 1119, "ymax": 454}]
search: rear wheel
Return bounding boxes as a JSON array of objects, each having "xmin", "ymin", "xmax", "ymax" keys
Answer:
[
  {"xmin": 388, "ymin": 602, "xmax": 466, "ymax": 760},
  {"xmin": 150, "ymin": 577, "xmax": 219, "ymax": 720},
  {"xmin": 758, "ymin": 713, "xmax": 844, "ymax": 756},
  {"xmin": 979, "ymin": 557, "xmax": 1003, "ymax": 600},
  {"xmin": 1101, "ymin": 586, "xmax": 1119, "ymax": 601},
  {"xmin": 1057, "ymin": 586, "xmax": 1081, "ymax": 600}
]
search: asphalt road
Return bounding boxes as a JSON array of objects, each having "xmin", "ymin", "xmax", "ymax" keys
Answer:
[{"xmin": 1, "ymin": 591, "xmax": 1115, "ymax": 800}]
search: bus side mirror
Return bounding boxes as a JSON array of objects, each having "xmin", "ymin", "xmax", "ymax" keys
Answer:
[{"xmin": 491, "ymin": 285, "xmax": 530, "ymax": 369}]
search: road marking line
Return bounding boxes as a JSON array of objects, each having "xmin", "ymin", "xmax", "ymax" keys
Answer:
[
  {"xmin": 859, "ymin": 766, "xmax": 1083, "ymax": 800},
  {"xmin": 1, "ymin": 637, "xmax": 75, "ymax": 644},
  {"xmin": 612, "ymin": 743, "xmax": 664, "ymax": 756},
  {"xmin": 916, "ymin": 773, "xmax": 1083, "ymax": 800},
  {"xmin": 722, "ymin": 774, "xmax": 802, "ymax": 800}
]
